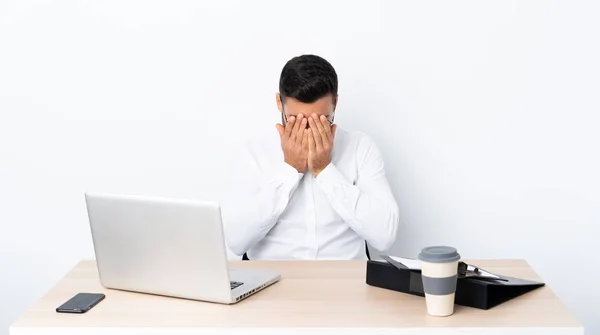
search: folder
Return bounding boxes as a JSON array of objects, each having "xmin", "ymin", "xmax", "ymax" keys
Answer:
[{"xmin": 365, "ymin": 258, "xmax": 545, "ymax": 310}]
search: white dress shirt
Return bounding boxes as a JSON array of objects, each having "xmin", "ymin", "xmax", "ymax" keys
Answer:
[{"xmin": 222, "ymin": 127, "xmax": 399, "ymax": 260}]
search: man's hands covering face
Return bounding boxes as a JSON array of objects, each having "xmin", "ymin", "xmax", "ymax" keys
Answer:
[{"xmin": 277, "ymin": 113, "xmax": 337, "ymax": 176}]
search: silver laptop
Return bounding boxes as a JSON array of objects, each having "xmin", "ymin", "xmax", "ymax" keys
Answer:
[{"xmin": 85, "ymin": 192, "xmax": 280, "ymax": 304}]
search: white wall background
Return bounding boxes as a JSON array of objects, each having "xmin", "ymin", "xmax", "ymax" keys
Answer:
[{"xmin": 1, "ymin": 0, "xmax": 599, "ymax": 333}]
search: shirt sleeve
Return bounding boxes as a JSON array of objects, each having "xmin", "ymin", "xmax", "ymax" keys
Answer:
[
  {"xmin": 222, "ymin": 142, "xmax": 303, "ymax": 256},
  {"xmin": 315, "ymin": 135, "xmax": 399, "ymax": 251}
]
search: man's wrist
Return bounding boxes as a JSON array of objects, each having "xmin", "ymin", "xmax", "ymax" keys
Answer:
[
  {"xmin": 311, "ymin": 163, "xmax": 330, "ymax": 177},
  {"xmin": 284, "ymin": 159, "xmax": 305, "ymax": 173}
]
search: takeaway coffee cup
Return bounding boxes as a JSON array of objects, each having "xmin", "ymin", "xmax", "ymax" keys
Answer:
[{"xmin": 418, "ymin": 246, "xmax": 461, "ymax": 316}]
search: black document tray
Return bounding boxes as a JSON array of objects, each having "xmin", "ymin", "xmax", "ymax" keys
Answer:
[{"xmin": 365, "ymin": 260, "xmax": 545, "ymax": 310}]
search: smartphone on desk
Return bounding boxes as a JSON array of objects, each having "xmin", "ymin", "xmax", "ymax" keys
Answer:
[{"xmin": 56, "ymin": 293, "xmax": 105, "ymax": 313}]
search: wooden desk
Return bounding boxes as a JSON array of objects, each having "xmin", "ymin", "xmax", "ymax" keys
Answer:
[{"xmin": 10, "ymin": 260, "xmax": 582, "ymax": 335}]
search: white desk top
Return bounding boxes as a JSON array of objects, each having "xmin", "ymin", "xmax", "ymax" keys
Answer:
[{"xmin": 10, "ymin": 259, "xmax": 583, "ymax": 335}]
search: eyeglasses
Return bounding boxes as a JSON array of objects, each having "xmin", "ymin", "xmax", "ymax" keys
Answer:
[
  {"xmin": 282, "ymin": 112, "xmax": 335, "ymax": 127},
  {"xmin": 280, "ymin": 96, "xmax": 335, "ymax": 127}
]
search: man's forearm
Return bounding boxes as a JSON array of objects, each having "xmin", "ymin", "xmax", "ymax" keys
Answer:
[
  {"xmin": 315, "ymin": 163, "xmax": 400, "ymax": 251},
  {"xmin": 224, "ymin": 162, "xmax": 303, "ymax": 255}
]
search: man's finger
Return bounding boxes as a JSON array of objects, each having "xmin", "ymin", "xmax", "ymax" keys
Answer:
[
  {"xmin": 284, "ymin": 116, "xmax": 295, "ymax": 139},
  {"xmin": 310, "ymin": 114, "xmax": 326, "ymax": 148},
  {"xmin": 302, "ymin": 128, "xmax": 309, "ymax": 153},
  {"xmin": 331, "ymin": 124, "xmax": 337, "ymax": 139},
  {"xmin": 290, "ymin": 114, "xmax": 304, "ymax": 143},
  {"xmin": 308, "ymin": 128, "xmax": 316, "ymax": 153},
  {"xmin": 307, "ymin": 117, "xmax": 321, "ymax": 149},
  {"xmin": 295, "ymin": 114, "xmax": 306, "ymax": 144},
  {"xmin": 320, "ymin": 115, "xmax": 333, "ymax": 141}
]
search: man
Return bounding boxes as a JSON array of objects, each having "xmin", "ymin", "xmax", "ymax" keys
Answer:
[{"xmin": 224, "ymin": 54, "xmax": 399, "ymax": 260}]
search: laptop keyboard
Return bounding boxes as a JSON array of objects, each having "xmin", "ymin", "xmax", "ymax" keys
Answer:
[{"xmin": 230, "ymin": 281, "xmax": 243, "ymax": 290}]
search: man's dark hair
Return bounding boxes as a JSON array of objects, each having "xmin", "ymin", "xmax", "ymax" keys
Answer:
[{"xmin": 279, "ymin": 54, "xmax": 338, "ymax": 104}]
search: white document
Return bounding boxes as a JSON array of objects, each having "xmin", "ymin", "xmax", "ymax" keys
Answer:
[{"xmin": 388, "ymin": 256, "xmax": 422, "ymax": 270}]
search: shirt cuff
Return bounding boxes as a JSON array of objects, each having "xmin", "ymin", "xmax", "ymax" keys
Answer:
[
  {"xmin": 315, "ymin": 163, "xmax": 351, "ymax": 191},
  {"xmin": 272, "ymin": 161, "xmax": 304, "ymax": 191}
]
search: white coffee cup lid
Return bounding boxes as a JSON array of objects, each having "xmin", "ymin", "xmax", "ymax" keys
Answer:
[{"xmin": 418, "ymin": 246, "xmax": 461, "ymax": 263}]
